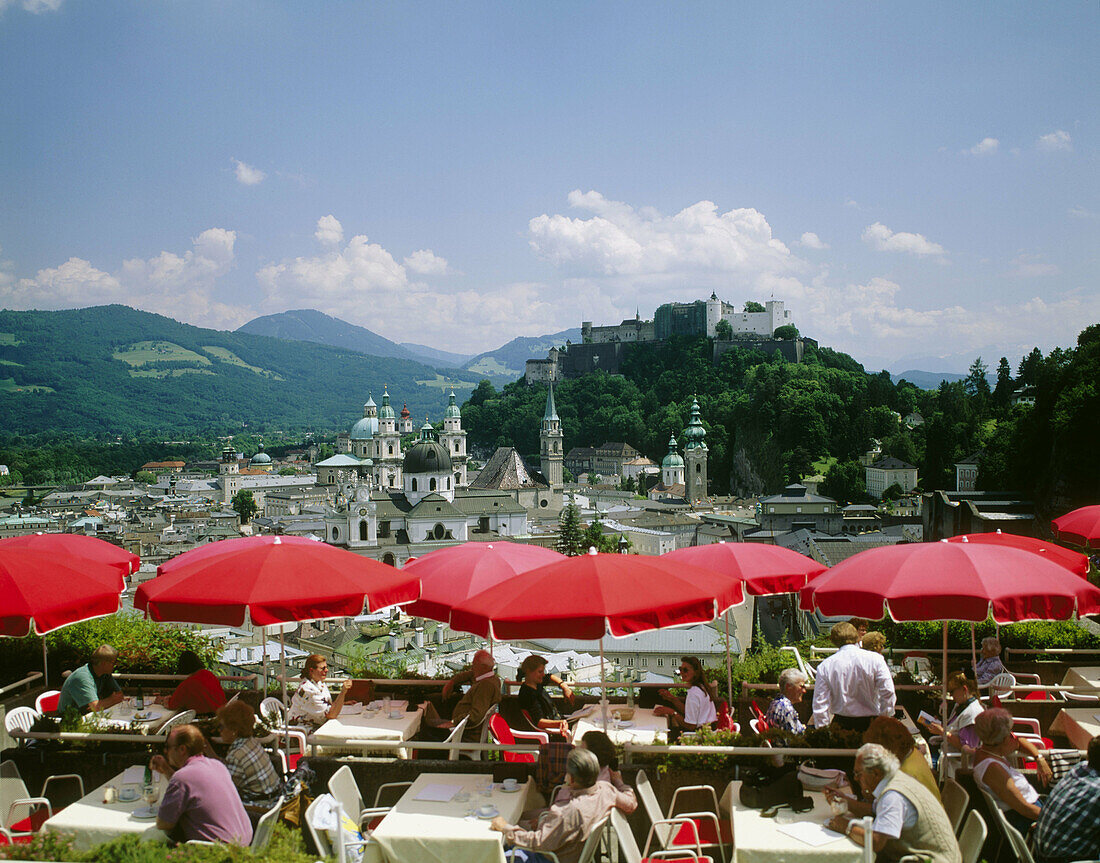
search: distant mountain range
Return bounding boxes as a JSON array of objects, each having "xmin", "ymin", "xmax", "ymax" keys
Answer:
[
  {"xmin": 0, "ymin": 306, "xmax": 484, "ymax": 436},
  {"xmin": 889, "ymin": 369, "xmax": 968, "ymax": 389}
]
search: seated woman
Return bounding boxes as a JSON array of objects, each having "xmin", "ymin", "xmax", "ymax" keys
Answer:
[
  {"xmin": 864, "ymin": 715, "xmax": 940, "ymax": 802},
  {"xmin": 165, "ymin": 650, "xmax": 227, "ymax": 714},
  {"xmin": 553, "ymin": 731, "xmax": 636, "ymax": 813},
  {"xmin": 655, "ymin": 656, "xmax": 717, "ymax": 736},
  {"xmin": 216, "ymin": 700, "xmax": 282, "ymax": 807},
  {"xmin": 918, "ymin": 671, "xmax": 983, "ymax": 771},
  {"xmin": 972, "ymin": 707, "xmax": 1043, "ymax": 833},
  {"xmin": 517, "ymin": 654, "xmax": 571, "ymax": 740},
  {"xmin": 286, "ymin": 654, "xmax": 354, "ymax": 730},
  {"xmin": 492, "ymin": 748, "xmax": 621, "ymax": 863},
  {"xmin": 765, "ymin": 668, "xmax": 807, "ymax": 734},
  {"xmin": 973, "ymin": 636, "xmax": 1007, "ymax": 685}
]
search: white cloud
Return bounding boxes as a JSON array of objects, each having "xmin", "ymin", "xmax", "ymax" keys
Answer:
[
  {"xmin": 232, "ymin": 158, "xmax": 266, "ymax": 185},
  {"xmin": 1037, "ymin": 129, "xmax": 1072, "ymax": 152},
  {"xmin": 844, "ymin": 198, "xmax": 860, "ymax": 209},
  {"xmin": 799, "ymin": 232, "xmax": 828, "ymax": 250},
  {"xmin": 0, "ymin": 0, "xmax": 63, "ymax": 13},
  {"xmin": 314, "ymin": 215, "xmax": 344, "ymax": 246},
  {"xmin": 1007, "ymin": 253, "xmax": 1059, "ymax": 278},
  {"xmin": 964, "ymin": 137, "xmax": 999, "ymax": 156},
  {"xmin": 1069, "ymin": 205, "xmax": 1096, "ymax": 219},
  {"xmin": 403, "ymin": 249, "xmax": 449, "ymax": 276},
  {"xmin": 258, "ymin": 220, "xmax": 559, "ymax": 350},
  {"xmin": 1, "ymin": 228, "xmax": 252, "ymax": 330},
  {"xmin": 861, "ymin": 222, "xmax": 946, "ymax": 257}
]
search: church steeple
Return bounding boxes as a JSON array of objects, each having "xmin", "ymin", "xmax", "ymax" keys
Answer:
[
  {"xmin": 683, "ymin": 396, "xmax": 709, "ymax": 502},
  {"xmin": 540, "ymin": 382, "xmax": 563, "ymax": 488},
  {"xmin": 440, "ymin": 386, "xmax": 468, "ymax": 487}
]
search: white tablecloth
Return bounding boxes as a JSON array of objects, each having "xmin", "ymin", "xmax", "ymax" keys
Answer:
[
  {"xmin": 1061, "ymin": 666, "xmax": 1100, "ymax": 691},
  {"xmin": 1051, "ymin": 707, "xmax": 1100, "ymax": 750},
  {"xmin": 573, "ymin": 707, "xmax": 668, "ymax": 745},
  {"xmin": 95, "ymin": 703, "xmax": 174, "ymax": 733},
  {"xmin": 310, "ymin": 702, "xmax": 423, "ymax": 757},
  {"xmin": 370, "ymin": 772, "xmax": 532, "ymax": 863},
  {"xmin": 721, "ymin": 781, "xmax": 863, "ymax": 863},
  {"xmin": 42, "ymin": 767, "xmax": 168, "ymax": 852}
]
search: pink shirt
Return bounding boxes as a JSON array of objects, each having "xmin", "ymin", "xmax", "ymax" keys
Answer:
[{"xmin": 158, "ymin": 754, "xmax": 253, "ymax": 845}]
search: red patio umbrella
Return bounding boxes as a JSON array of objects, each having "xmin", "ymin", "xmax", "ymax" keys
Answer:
[
  {"xmin": 135, "ymin": 535, "xmax": 419, "ymax": 626},
  {"xmin": 0, "ymin": 533, "xmax": 140, "ymax": 578},
  {"xmin": 1, "ymin": 547, "xmax": 127, "ymax": 685},
  {"xmin": 403, "ymin": 541, "xmax": 564, "ymax": 625},
  {"xmin": 945, "ymin": 531, "xmax": 1089, "ymax": 578},
  {"xmin": 662, "ymin": 541, "xmax": 827, "ymax": 697},
  {"xmin": 799, "ymin": 540, "xmax": 1100, "ymax": 713},
  {"xmin": 1052, "ymin": 505, "xmax": 1100, "ymax": 550}
]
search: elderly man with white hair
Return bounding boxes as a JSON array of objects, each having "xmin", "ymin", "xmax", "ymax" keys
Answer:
[
  {"xmin": 766, "ymin": 668, "xmax": 807, "ymax": 734},
  {"xmin": 827, "ymin": 743, "xmax": 960, "ymax": 863},
  {"xmin": 492, "ymin": 748, "xmax": 618, "ymax": 863},
  {"xmin": 419, "ymin": 648, "xmax": 501, "ymax": 740},
  {"xmin": 973, "ymin": 636, "xmax": 1006, "ymax": 685}
]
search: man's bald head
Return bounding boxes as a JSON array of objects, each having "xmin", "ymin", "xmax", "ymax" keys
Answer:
[{"xmin": 472, "ymin": 650, "xmax": 495, "ymax": 674}]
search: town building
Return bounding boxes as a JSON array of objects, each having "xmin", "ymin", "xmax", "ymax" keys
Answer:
[
  {"xmin": 756, "ymin": 483, "xmax": 841, "ymax": 535},
  {"xmin": 865, "ymin": 457, "xmax": 919, "ymax": 499},
  {"xmin": 955, "ymin": 452, "xmax": 981, "ymax": 492}
]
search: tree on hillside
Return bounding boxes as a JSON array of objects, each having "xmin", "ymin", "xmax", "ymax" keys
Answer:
[
  {"xmin": 714, "ymin": 319, "xmax": 733, "ymax": 341},
  {"xmin": 135, "ymin": 470, "xmax": 156, "ymax": 484},
  {"xmin": 231, "ymin": 489, "xmax": 258, "ymax": 524},
  {"xmin": 1017, "ymin": 347, "xmax": 1043, "ymax": 385},
  {"xmin": 557, "ymin": 498, "xmax": 584, "ymax": 556},
  {"xmin": 993, "ymin": 357, "xmax": 1014, "ymax": 410},
  {"xmin": 966, "ymin": 357, "xmax": 991, "ymax": 398},
  {"xmin": 773, "ymin": 324, "xmax": 799, "ymax": 340},
  {"xmin": 745, "ymin": 301, "xmax": 765, "ymax": 313},
  {"xmin": 820, "ymin": 459, "xmax": 865, "ymax": 504}
]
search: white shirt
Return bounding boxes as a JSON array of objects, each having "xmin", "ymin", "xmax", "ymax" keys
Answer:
[
  {"xmin": 684, "ymin": 686, "xmax": 717, "ymax": 727},
  {"xmin": 872, "ymin": 775, "xmax": 917, "ymax": 839},
  {"xmin": 286, "ymin": 678, "xmax": 331, "ymax": 728},
  {"xmin": 812, "ymin": 644, "xmax": 896, "ymax": 727}
]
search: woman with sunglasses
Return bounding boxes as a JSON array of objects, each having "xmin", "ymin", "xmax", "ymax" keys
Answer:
[
  {"xmin": 654, "ymin": 656, "xmax": 717, "ymax": 734},
  {"xmin": 287, "ymin": 654, "xmax": 354, "ymax": 730}
]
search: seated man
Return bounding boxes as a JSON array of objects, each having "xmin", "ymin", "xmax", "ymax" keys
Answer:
[
  {"xmin": 420, "ymin": 648, "xmax": 502, "ymax": 740},
  {"xmin": 491, "ymin": 748, "xmax": 618, "ymax": 863},
  {"xmin": 1034, "ymin": 734, "xmax": 1100, "ymax": 863},
  {"xmin": 57, "ymin": 643, "xmax": 125, "ymax": 714},
  {"xmin": 827, "ymin": 743, "xmax": 960, "ymax": 863},
  {"xmin": 150, "ymin": 724, "xmax": 253, "ymax": 845}
]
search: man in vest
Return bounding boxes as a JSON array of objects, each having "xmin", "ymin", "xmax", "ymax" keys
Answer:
[{"xmin": 828, "ymin": 742, "xmax": 960, "ymax": 863}]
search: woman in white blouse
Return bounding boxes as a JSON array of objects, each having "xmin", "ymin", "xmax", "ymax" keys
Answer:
[
  {"xmin": 287, "ymin": 654, "xmax": 354, "ymax": 729},
  {"xmin": 655, "ymin": 655, "xmax": 717, "ymax": 733}
]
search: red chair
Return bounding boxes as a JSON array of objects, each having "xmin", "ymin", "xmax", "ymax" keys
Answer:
[
  {"xmin": 34, "ymin": 691, "xmax": 60, "ymax": 714},
  {"xmin": 716, "ymin": 701, "xmax": 738, "ymax": 732},
  {"xmin": 488, "ymin": 713, "xmax": 548, "ymax": 763}
]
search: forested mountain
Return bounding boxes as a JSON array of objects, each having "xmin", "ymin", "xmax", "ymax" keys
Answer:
[
  {"xmin": 462, "ymin": 328, "xmax": 582, "ymax": 381},
  {"xmin": 462, "ymin": 328, "xmax": 1100, "ymax": 513},
  {"xmin": 236, "ymin": 309, "xmax": 421, "ymax": 362},
  {"xmin": 0, "ymin": 306, "xmax": 481, "ymax": 436}
]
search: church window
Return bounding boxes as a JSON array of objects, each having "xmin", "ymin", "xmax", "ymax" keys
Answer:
[
  {"xmin": 379, "ymin": 520, "xmax": 390, "ymax": 538},
  {"xmin": 656, "ymin": 657, "xmax": 663, "ymax": 667},
  {"xmin": 430, "ymin": 478, "xmax": 437, "ymax": 491},
  {"xmin": 432, "ymin": 523, "xmax": 446, "ymax": 540},
  {"xmin": 332, "ymin": 527, "xmax": 340, "ymax": 541},
  {"xmin": 627, "ymin": 657, "xmax": 634, "ymax": 667},
  {"xmin": 695, "ymin": 463, "xmax": 701, "ymax": 472},
  {"xmin": 359, "ymin": 521, "xmax": 368, "ymax": 541},
  {"xmin": 540, "ymin": 498, "xmax": 548, "ymax": 507},
  {"xmin": 387, "ymin": 473, "xmax": 394, "ymax": 486},
  {"xmin": 411, "ymin": 478, "xmax": 418, "ymax": 492},
  {"xmin": 388, "ymin": 445, "xmax": 393, "ymax": 455},
  {"xmin": 446, "ymin": 477, "xmax": 451, "ymax": 490}
]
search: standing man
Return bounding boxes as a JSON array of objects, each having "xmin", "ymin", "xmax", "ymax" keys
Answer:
[
  {"xmin": 150, "ymin": 724, "xmax": 253, "ymax": 845},
  {"xmin": 1034, "ymin": 735, "xmax": 1100, "ymax": 863},
  {"xmin": 812, "ymin": 621, "xmax": 895, "ymax": 732},
  {"xmin": 57, "ymin": 644, "xmax": 126, "ymax": 714}
]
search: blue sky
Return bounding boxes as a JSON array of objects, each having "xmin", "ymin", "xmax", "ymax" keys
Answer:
[{"xmin": 1, "ymin": 1, "xmax": 1096, "ymax": 371}]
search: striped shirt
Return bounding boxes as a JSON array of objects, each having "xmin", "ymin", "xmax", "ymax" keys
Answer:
[{"xmin": 225, "ymin": 737, "xmax": 281, "ymax": 804}]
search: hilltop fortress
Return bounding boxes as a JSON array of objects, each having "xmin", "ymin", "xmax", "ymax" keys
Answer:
[{"xmin": 526, "ymin": 294, "xmax": 813, "ymax": 383}]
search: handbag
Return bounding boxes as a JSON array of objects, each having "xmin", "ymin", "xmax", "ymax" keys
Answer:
[{"xmin": 739, "ymin": 768, "xmax": 813, "ymax": 812}]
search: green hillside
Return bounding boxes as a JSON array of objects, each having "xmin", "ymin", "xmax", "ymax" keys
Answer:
[{"xmin": 0, "ymin": 306, "xmax": 483, "ymax": 436}]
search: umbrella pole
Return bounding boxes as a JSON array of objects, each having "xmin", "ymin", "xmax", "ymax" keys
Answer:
[
  {"xmin": 280, "ymin": 629, "xmax": 287, "ymax": 707},
  {"xmin": 42, "ymin": 637, "xmax": 48, "ymax": 688},
  {"xmin": 724, "ymin": 608, "xmax": 733, "ymax": 707},
  {"xmin": 941, "ymin": 621, "xmax": 949, "ymax": 723},
  {"xmin": 600, "ymin": 639, "xmax": 608, "ymax": 731},
  {"xmin": 262, "ymin": 628, "xmax": 268, "ymax": 693},
  {"xmin": 970, "ymin": 623, "xmax": 977, "ymax": 684}
]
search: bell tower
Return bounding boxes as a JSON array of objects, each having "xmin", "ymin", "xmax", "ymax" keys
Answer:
[
  {"xmin": 540, "ymin": 383, "xmax": 564, "ymax": 489},
  {"xmin": 682, "ymin": 397, "xmax": 709, "ymax": 502}
]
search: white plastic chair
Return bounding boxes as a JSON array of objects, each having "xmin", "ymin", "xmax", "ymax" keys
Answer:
[
  {"xmin": 1063, "ymin": 690, "xmax": 1100, "ymax": 701},
  {"xmin": 940, "ymin": 777, "xmax": 969, "ymax": 835},
  {"xmin": 610, "ymin": 807, "xmax": 713, "ymax": 863},
  {"xmin": 327, "ymin": 764, "xmax": 391, "ymax": 830},
  {"xmin": 505, "ymin": 813, "xmax": 610, "ymax": 863},
  {"xmin": 0, "ymin": 761, "xmax": 52, "ymax": 839},
  {"xmin": 260, "ymin": 696, "xmax": 308, "ymax": 773},
  {"xmin": 636, "ymin": 769, "xmax": 729, "ymax": 863},
  {"xmin": 157, "ymin": 709, "xmax": 196, "ymax": 734},
  {"xmin": 5, "ymin": 707, "xmax": 40, "ymax": 744},
  {"xmin": 978, "ymin": 786, "xmax": 1036, "ymax": 863},
  {"xmin": 444, "ymin": 715, "xmax": 469, "ymax": 761},
  {"xmin": 958, "ymin": 810, "xmax": 987, "ymax": 863},
  {"xmin": 34, "ymin": 690, "xmax": 61, "ymax": 713},
  {"xmin": 459, "ymin": 703, "xmax": 497, "ymax": 761},
  {"xmin": 987, "ymin": 672, "xmax": 1017, "ymax": 701},
  {"xmin": 249, "ymin": 797, "xmax": 283, "ymax": 852}
]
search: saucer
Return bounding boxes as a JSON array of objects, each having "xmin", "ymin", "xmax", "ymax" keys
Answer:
[
  {"xmin": 388, "ymin": 711, "xmax": 404, "ymax": 720},
  {"xmin": 131, "ymin": 805, "xmax": 158, "ymax": 820},
  {"xmin": 476, "ymin": 807, "xmax": 499, "ymax": 819},
  {"xmin": 499, "ymin": 783, "xmax": 522, "ymax": 793},
  {"xmin": 614, "ymin": 720, "xmax": 634, "ymax": 728}
]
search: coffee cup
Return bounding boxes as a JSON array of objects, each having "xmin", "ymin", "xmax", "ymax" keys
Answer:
[
  {"xmin": 502, "ymin": 778, "xmax": 518, "ymax": 791},
  {"xmin": 478, "ymin": 805, "xmax": 496, "ymax": 818},
  {"xmin": 118, "ymin": 784, "xmax": 140, "ymax": 803},
  {"xmin": 828, "ymin": 796, "xmax": 847, "ymax": 816},
  {"xmin": 389, "ymin": 710, "xmax": 403, "ymax": 720}
]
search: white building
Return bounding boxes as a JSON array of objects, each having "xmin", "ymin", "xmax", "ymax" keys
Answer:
[
  {"xmin": 865, "ymin": 457, "xmax": 919, "ymax": 499},
  {"xmin": 706, "ymin": 295, "xmax": 791, "ymax": 338}
]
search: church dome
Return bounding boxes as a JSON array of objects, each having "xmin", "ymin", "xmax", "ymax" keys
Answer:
[
  {"xmin": 400, "ymin": 402, "xmax": 411, "ymax": 419},
  {"xmin": 250, "ymin": 447, "xmax": 272, "ymax": 465},
  {"xmin": 350, "ymin": 415, "xmax": 378, "ymax": 440},
  {"xmin": 661, "ymin": 435, "xmax": 684, "ymax": 468},
  {"xmin": 444, "ymin": 388, "xmax": 462, "ymax": 419},
  {"xmin": 379, "ymin": 387, "xmax": 396, "ymax": 420},
  {"xmin": 403, "ymin": 423, "xmax": 452, "ymax": 474}
]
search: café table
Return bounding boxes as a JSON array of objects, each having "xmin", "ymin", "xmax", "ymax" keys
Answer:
[
  {"xmin": 42, "ymin": 765, "xmax": 167, "ymax": 852},
  {"xmin": 1061, "ymin": 666, "xmax": 1100, "ymax": 692},
  {"xmin": 573, "ymin": 706, "xmax": 668, "ymax": 745},
  {"xmin": 369, "ymin": 771, "xmax": 533, "ymax": 863},
  {"xmin": 1050, "ymin": 707, "xmax": 1100, "ymax": 750},
  {"xmin": 309, "ymin": 700, "xmax": 423, "ymax": 757},
  {"xmin": 720, "ymin": 780, "xmax": 864, "ymax": 863},
  {"xmin": 95, "ymin": 702, "xmax": 174, "ymax": 733}
]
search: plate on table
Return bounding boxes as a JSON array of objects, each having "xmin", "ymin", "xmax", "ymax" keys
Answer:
[
  {"xmin": 614, "ymin": 720, "xmax": 634, "ymax": 728},
  {"xmin": 498, "ymin": 783, "xmax": 523, "ymax": 793},
  {"xmin": 341, "ymin": 704, "xmax": 363, "ymax": 716},
  {"xmin": 134, "ymin": 712, "xmax": 154, "ymax": 721},
  {"xmin": 131, "ymin": 805, "xmax": 158, "ymax": 820}
]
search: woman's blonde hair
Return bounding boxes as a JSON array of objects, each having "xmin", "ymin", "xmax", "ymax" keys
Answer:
[{"xmin": 862, "ymin": 631, "xmax": 886, "ymax": 653}]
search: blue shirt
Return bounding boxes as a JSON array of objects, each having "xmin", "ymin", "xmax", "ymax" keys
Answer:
[
  {"xmin": 764, "ymin": 695, "xmax": 804, "ymax": 734},
  {"xmin": 1034, "ymin": 763, "xmax": 1100, "ymax": 860}
]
